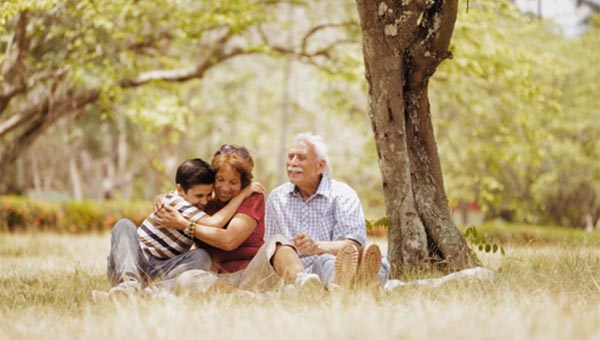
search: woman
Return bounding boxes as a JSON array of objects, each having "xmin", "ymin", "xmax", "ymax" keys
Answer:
[{"xmin": 156, "ymin": 144, "xmax": 316, "ymax": 291}]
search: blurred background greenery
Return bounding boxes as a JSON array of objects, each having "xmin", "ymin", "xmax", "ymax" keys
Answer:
[{"xmin": 1, "ymin": 0, "xmax": 598, "ymax": 229}]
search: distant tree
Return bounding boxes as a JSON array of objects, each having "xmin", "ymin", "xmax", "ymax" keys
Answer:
[
  {"xmin": 0, "ymin": 0, "xmax": 275, "ymax": 173},
  {"xmin": 430, "ymin": 2, "xmax": 600, "ymax": 227},
  {"xmin": 0, "ymin": 1, "xmax": 363, "ymax": 196},
  {"xmin": 355, "ymin": 0, "xmax": 475, "ymax": 273}
]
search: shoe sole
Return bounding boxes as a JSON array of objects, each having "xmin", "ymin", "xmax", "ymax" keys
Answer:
[
  {"xmin": 357, "ymin": 244, "xmax": 382, "ymax": 289},
  {"xmin": 332, "ymin": 244, "xmax": 359, "ymax": 289}
]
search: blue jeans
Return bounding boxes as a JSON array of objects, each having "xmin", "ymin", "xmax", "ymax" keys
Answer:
[
  {"xmin": 106, "ymin": 219, "xmax": 211, "ymax": 287},
  {"xmin": 310, "ymin": 253, "xmax": 390, "ymax": 288}
]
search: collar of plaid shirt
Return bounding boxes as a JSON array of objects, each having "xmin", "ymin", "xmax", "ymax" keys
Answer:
[{"xmin": 286, "ymin": 175, "xmax": 332, "ymax": 202}]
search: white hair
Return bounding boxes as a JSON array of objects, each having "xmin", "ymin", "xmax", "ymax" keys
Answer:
[{"xmin": 293, "ymin": 132, "xmax": 332, "ymax": 176}]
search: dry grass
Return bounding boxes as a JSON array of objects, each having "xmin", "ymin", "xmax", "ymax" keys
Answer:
[{"xmin": 1, "ymin": 233, "xmax": 600, "ymax": 339}]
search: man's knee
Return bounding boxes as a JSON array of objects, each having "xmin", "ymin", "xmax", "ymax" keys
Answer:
[
  {"xmin": 273, "ymin": 244, "xmax": 300, "ymax": 264},
  {"xmin": 112, "ymin": 218, "xmax": 136, "ymax": 236},
  {"xmin": 188, "ymin": 249, "xmax": 212, "ymax": 270},
  {"xmin": 379, "ymin": 256, "xmax": 391, "ymax": 282},
  {"xmin": 313, "ymin": 253, "xmax": 335, "ymax": 267}
]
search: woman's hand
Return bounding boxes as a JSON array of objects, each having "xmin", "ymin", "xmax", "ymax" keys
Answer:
[
  {"xmin": 242, "ymin": 181, "xmax": 265, "ymax": 197},
  {"xmin": 155, "ymin": 204, "xmax": 188, "ymax": 230}
]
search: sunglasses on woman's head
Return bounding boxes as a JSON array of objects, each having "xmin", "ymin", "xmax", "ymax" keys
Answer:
[{"xmin": 218, "ymin": 144, "xmax": 250, "ymax": 160}]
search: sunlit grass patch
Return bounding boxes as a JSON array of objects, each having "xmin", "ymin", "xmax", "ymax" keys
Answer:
[{"xmin": 1, "ymin": 232, "xmax": 600, "ymax": 339}]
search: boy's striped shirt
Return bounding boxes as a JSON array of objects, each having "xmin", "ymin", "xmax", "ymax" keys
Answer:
[{"xmin": 138, "ymin": 191, "xmax": 206, "ymax": 259}]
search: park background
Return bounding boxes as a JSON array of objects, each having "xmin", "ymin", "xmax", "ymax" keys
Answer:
[
  {"xmin": 1, "ymin": 0, "xmax": 598, "ymax": 230},
  {"xmin": 1, "ymin": 0, "xmax": 600, "ymax": 339}
]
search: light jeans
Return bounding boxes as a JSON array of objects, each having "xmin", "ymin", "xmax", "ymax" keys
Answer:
[
  {"xmin": 169, "ymin": 234, "xmax": 294, "ymax": 293},
  {"xmin": 310, "ymin": 253, "xmax": 391, "ymax": 289},
  {"xmin": 219, "ymin": 234, "xmax": 293, "ymax": 292},
  {"xmin": 106, "ymin": 218, "xmax": 211, "ymax": 287}
]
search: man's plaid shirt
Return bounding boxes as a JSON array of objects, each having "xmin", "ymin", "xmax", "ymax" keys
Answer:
[{"xmin": 265, "ymin": 176, "xmax": 367, "ymax": 269}]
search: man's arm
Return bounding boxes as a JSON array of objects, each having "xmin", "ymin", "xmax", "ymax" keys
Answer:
[
  {"xmin": 292, "ymin": 184, "xmax": 366, "ymax": 255},
  {"xmin": 292, "ymin": 233, "xmax": 360, "ymax": 256},
  {"xmin": 330, "ymin": 185, "xmax": 367, "ymax": 246},
  {"xmin": 264, "ymin": 191, "xmax": 289, "ymax": 240}
]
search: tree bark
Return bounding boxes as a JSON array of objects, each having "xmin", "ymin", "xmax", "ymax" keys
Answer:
[{"xmin": 356, "ymin": 0, "xmax": 475, "ymax": 274}]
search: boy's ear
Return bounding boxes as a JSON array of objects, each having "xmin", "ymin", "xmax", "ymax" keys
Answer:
[{"xmin": 176, "ymin": 183, "xmax": 185, "ymax": 195}]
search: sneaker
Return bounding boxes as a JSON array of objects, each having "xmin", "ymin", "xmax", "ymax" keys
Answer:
[
  {"xmin": 384, "ymin": 279, "xmax": 408, "ymax": 291},
  {"xmin": 142, "ymin": 285, "xmax": 174, "ymax": 300},
  {"xmin": 356, "ymin": 243, "xmax": 382, "ymax": 289},
  {"xmin": 331, "ymin": 244, "xmax": 359, "ymax": 289},
  {"xmin": 294, "ymin": 272, "xmax": 322, "ymax": 291},
  {"xmin": 108, "ymin": 280, "xmax": 141, "ymax": 301},
  {"xmin": 174, "ymin": 269, "xmax": 218, "ymax": 295}
]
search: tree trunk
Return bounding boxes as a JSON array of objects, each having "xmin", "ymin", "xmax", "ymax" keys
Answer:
[
  {"xmin": 356, "ymin": 0, "xmax": 475, "ymax": 274},
  {"xmin": 69, "ymin": 156, "xmax": 83, "ymax": 201}
]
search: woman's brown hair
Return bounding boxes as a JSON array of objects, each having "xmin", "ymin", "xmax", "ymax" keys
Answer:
[{"xmin": 211, "ymin": 145, "xmax": 254, "ymax": 188}]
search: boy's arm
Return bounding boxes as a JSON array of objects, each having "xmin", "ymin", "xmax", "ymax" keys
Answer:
[{"xmin": 198, "ymin": 182, "xmax": 264, "ymax": 228}]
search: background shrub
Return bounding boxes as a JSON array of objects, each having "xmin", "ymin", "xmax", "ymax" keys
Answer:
[{"xmin": 0, "ymin": 196, "xmax": 151, "ymax": 233}]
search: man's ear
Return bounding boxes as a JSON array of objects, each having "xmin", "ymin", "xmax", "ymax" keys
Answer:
[
  {"xmin": 317, "ymin": 159, "xmax": 326, "ymax": 173},
  {"xmin": 176, "ymin": 183, "xmax": 185, "ymax": 195}
]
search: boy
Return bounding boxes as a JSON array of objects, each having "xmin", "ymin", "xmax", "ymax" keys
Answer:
[{"xmin": 104, "ymin": 158, "xmax": 262, "ymax": 298}]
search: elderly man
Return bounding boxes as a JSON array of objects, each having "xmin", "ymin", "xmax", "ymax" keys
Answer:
[{"xmin": 265, "ymin": 132, "xmax": 390, "ymax": 290}]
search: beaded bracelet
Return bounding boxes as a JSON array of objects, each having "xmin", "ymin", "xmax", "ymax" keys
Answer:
[{"xmin": 185, "ymin": 220, "xmax": 195, "ymax": 237}]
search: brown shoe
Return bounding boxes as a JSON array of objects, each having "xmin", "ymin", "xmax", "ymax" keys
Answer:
[
  {"xmin": 357, "ymin": 243, "xmax": 382, "ymax": 289},
  {"xmin": 331, "ymin": 244, "xmax": 359, "ymax": 289}
]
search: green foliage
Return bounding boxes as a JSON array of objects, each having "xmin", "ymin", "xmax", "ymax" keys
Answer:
[
  {"xmin": 464, "ymin": 225, "xmax": 505, "ymax": 255},
  {"xmin": 0, "ymin": 196, "xmax": 151, "ymax": 232},
  {"xmin": 365, "ymin": 216, "xmax": 390, "ymax": 237},
  {"xmin": 469, "ymin": 220, "xmax": 600, "ymax": 246},
  {"xmin": 431, "ymin": 0, "xmax": 600, "ymax": 226},
  {"xmin": 2, "ymin": 0, "xmax": 598, "ymax": 228}
]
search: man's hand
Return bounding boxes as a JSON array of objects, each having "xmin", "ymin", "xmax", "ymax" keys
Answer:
[
  {"xmin": 154, "ymin": 204, "xmax": 187, "ymax": 230},
  {"xmin": 292, "ymin": 233, "xmax": 321, "ymax": 255},
  {"xmin": 152, "ymin": 194, "xmax": 164, "ymax": 212}
]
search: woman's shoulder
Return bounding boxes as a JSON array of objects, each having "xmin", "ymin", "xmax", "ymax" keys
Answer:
[
  {"xmin": 238, "ymin": 192, "xmax": 265, "ymax": 215},
  {"xmin": 242, "ymin": 192, "xmax": 265, "ymax": 205}
]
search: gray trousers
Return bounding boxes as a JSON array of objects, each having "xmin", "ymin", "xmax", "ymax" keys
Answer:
[
  {"xmin": 107, "ymin": 219, "xmax": 211, "ymax": 287},
  {"xmin": 310, "ymin": 253, "xmax": 391, "ymax": 288}
]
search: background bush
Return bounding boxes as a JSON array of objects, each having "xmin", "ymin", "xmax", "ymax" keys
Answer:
[{"xmin": 0, "ymin": 196, "xmax": 151, "ymax": 233}]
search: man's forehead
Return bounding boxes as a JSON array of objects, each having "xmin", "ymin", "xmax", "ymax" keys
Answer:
[{"xmin": 289, "ymin": 141, "xmax": 312, "ymax": 154}]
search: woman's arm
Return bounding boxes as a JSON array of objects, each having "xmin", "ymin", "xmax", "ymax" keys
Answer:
[
  {"xmin": 153, "ymin": 183, "xmax": 264, "ymax": 229},
  {"xmin": 198, "ymin": 182, "xmax": 264, "ymax": 228},
  {"xmin": 192, "ymin": 214, "xmax": 257, "ymax": 251},
  {"xmin": 154, "ymin": 200, "xmax": 259, "ymax": 250}
]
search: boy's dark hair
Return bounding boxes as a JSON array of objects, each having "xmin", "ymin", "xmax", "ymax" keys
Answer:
[{"xmin": 175, "ymin": 158, "xmax": 215, "ymax": 192}]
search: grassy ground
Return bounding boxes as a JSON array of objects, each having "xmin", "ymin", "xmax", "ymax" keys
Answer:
[{"xmin": 1, "ymin": 228, "xmax": 600, "ymax": 339}]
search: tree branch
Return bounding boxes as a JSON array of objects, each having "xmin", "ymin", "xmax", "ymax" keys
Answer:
[
  {"xmin": 1, "ymin": 11, "xmax": 31, "ymax": 114},
  {"xmin": 119, "ymin": 29, "xmax": 254, "ymax": 88},
  {"xmin": 0, "ymin": 89, "xmax": 100, "ymax": 170},
  {"xmin": 300, "ymin": 21, "xmax": 358, "ymax": 53},
  {"xmin": 407, "ymin": 0, "xmax": 458, "ymax": 86},
  {"xmin": 1, "ymin": 68, "xmax": 68, "ymax": 116}
]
